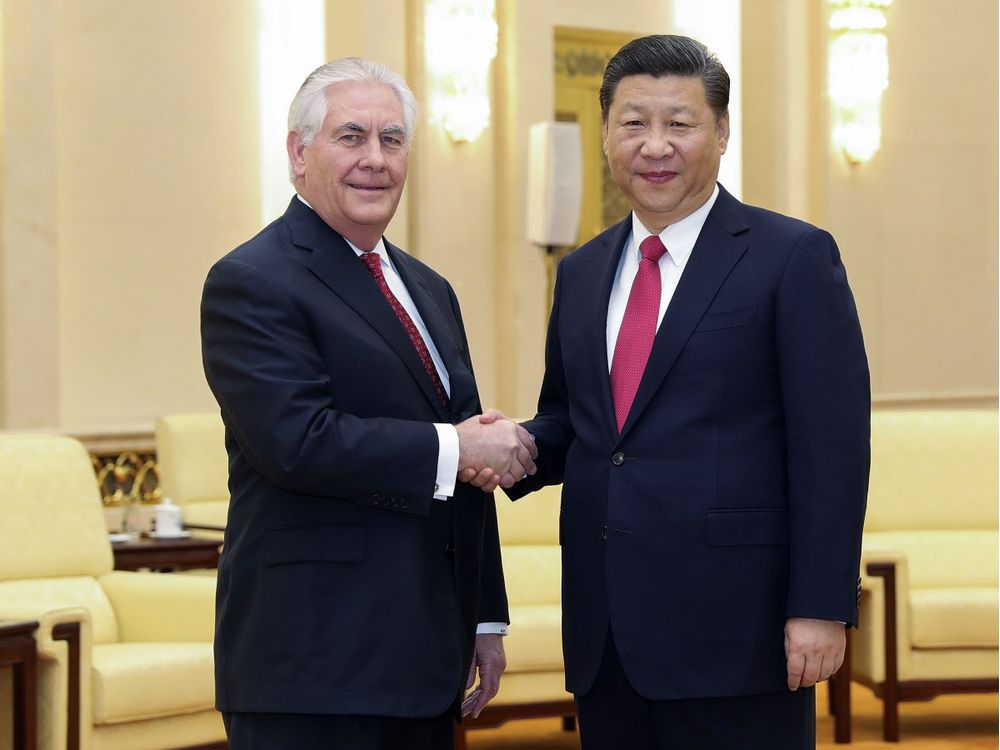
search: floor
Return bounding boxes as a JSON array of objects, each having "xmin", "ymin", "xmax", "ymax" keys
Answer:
[{"xmin": 464, "ymin": 682, "xmax": 999, "ymax": 749}]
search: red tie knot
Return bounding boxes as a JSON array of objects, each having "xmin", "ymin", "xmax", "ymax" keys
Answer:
[
  {"xmin": 360, "ymin": 251, "xmax": 383, "ymax": 278},
  {"xmin": 639, "ymin": 235, "xmax": 667, "ymax": 265}
]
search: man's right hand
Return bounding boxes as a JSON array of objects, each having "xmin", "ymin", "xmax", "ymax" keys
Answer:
[{"xmin": 456, "ymin": 413, "xmax": 537, "ymax": 493}]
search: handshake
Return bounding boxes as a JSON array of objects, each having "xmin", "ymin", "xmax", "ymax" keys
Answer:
[{"xmin": 455, "ymin": 409, "xmax": 537, "ymax": 493}]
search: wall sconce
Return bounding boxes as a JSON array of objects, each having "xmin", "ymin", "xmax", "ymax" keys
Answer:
[
  {"xmin": 828, "ymin": 0, "xmax": 892, "ymax": 164},
  {"xmin": 424, "ymin": 0, "xmax": 498, "ymax": 143}
]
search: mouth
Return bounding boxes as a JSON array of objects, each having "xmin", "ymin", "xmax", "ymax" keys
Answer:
[
  {"xmin": 347, "ymin": 183, "xmax": 389, "ymax": 192},
  {"xmin": 640, "ymin": 171, "xmax": 678, "ymax": 184}
]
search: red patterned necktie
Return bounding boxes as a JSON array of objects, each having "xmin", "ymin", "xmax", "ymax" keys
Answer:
[
  {"xmin": 610, "ymin": 235, "xmax": 668, "ymax": 432},
  {"xmin": 360, "ymin": 251, "xmax": 451, "ymax": 415}
]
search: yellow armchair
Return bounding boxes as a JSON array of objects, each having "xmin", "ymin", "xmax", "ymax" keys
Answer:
[
  {"xmin": 155, "ymin": 413, "xmax": 229, "ymax": 537},
  {"xmin": 0, "ymin": 435, "xmax": 224, "ymax": 750},
  {"xmin": 839, "ymin": 409, "xmax": 998, "ymax": 742}
]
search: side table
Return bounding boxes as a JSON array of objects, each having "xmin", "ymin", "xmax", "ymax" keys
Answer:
[
  {"xmin": 112, "ymin": 536, "xmax": 222, "ymax": 572},
  {"xmin": 0, "ymin": 620, "xmax": 38, "ymax": 750}
]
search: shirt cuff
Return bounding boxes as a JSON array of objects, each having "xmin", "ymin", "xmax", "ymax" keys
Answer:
[
  {"xmin": 476, "ymin": 622, "xmax": 508, "ymax": 635},
  {"xmin": 433, "ymin": 423, "xmax": 459, "ymax": 500}
]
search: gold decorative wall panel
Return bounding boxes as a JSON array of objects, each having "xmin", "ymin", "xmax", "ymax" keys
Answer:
[{"xmin": 554, "ymin": 27, "xmax": 638, "ymax": 248}]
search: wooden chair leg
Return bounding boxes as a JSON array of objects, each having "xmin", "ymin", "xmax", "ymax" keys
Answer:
[
  {"xmin": 562, "ymin": 714, "xmax": 576, "ymax": 732},
  {"xmin": 453, "ymin": 721, "xmax": 468, "ymax": 750},
  {"xmin": 831, "ymin": 629, "xmax": 852, "ymax": 744},
  {"xmin": 882, "ymin": 682, "xmax": 899, "ymax": 742},
  {"xmin": 868, "ymin": 562, "xmax": 901, "ymax": 742}
]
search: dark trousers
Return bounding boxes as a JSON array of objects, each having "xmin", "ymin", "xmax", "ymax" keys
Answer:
[
  {"xmin": 575, "ymin": 631, "xmax": 815, "ymax": 750},
  {"xmin": 222, "ymin": 710, "xmax": 454, "ymax": 750}
]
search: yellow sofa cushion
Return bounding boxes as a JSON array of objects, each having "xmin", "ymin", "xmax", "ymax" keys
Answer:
[
  {"xmin": 91, "ymin": 642, "xmax": 215, "ymax": 724},
  {"xmin": 502, "ymin": 546, "xmax": 561, "ymax": 607},
  {"xmin": 864, "ymin": 530, "xmax": 998, "ymax": 588},
  {"xmin": 491, "ymin": 671, "xmax": 570, "ymax": 706},
  {"xmin": 505, "ymin": 604, "xmax": 564, "ymax": 673},
  {"xmin": 910, "ymin": 587, "xmax": 998, "ymax": 649},
  {"xmin": 496, "ymin": 487, "xmax": 560, "ymax": 545},
  {"xmin": 0, "ymin": 435, "xmax": 112, "ymax": 580}
]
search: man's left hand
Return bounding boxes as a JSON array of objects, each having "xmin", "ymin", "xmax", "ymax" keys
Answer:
[
  {"xmin": 784, "ymin": 617, "xmax": 845, "ymax": 691},
  {"xmin": 462, "ymin": 633, "xmax": 506, "ymax": 718}
]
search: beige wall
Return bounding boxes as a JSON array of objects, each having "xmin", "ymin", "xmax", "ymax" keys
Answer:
[
  {"xmin": 743, "ymin": 0, "xmax": 998, "ymax": 407},
  {"xmin": 0, "ymin": 0, "xmax": 995, "ymax": 434},
  {"xmin": 2, "ymin": 0, "xmax": 262, "ymax": 432}
]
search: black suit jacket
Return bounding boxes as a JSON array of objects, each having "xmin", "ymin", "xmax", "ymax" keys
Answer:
[
  {"xmin": 201, "ymin": 197, "xmax": 508, "ymax": 717},
  {"xmin": 510, "ymin": 185, "xmax": 870, "ymax": 700}
]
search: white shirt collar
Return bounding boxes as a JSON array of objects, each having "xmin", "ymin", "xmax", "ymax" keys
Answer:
[
  {"xmin": 296, "ymin": 193, "xmax": 389, "ymax": 263},
  {"xmin": 629, "ymin": 183, "xmax": 720, "ymax": 266}
]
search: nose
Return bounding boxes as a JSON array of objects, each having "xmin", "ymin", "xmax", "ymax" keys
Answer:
[
  {"xmin": 358, "ymin": 137, "xmax": 387, "ymax": 170},
  {"xmin": 639, "ymin": 127, "xmax": 675, "ymax": 160}
]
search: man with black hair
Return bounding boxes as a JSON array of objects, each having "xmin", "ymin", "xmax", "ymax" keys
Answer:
[{"xmin": 480, "ymin": 34, "xmax": 869, "ymax": 749}]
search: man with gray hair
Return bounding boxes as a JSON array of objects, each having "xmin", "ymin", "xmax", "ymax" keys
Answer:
[{"xmin": 201, "ymin": 57, "xmax": 534, "ymax": 749}]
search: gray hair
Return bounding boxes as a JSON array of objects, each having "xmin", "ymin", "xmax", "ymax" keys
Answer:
[{"xmin": 287, "ymin": 57, "xmax": 418, "ymax": 181}]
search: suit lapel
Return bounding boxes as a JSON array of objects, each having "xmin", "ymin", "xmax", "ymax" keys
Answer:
[
  {"xmin": 388, "ymin": 242, "xmax": 480, "ymax": 421},
  {"xmin": 589, "ymin": 217, "xmax": 634, "ymax": 439},
  {"xmin": 286, "ymin": 199, "xmax": 450, "ymax": 421},
  {"xmin": 616, "ymin": 188, "xmax": 750, "ymax": 442}
]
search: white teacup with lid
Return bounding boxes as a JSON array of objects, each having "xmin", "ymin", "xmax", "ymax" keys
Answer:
[{"xmin": 154, "ymin": 498, "xmax": 183, "ymax": 537}]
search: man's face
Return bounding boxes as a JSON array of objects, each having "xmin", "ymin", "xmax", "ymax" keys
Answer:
[
  {"xmin": 288, "ymin": 81, "xmax": 408, "ymax": 248},
  {"xmin": 603, "ymin": 74, "xmax": 729, "ymax": 233}
]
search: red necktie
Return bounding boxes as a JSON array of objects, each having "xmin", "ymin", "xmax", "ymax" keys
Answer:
[
  {"xmin": 360, "ymin": 252, "xmax": 451, "ymax": 415},
  {"xmin": 610, "ymin": 235, "xmax": 667, "ymax": 432}
]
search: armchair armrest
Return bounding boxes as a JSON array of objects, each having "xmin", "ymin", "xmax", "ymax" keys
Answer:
[
  {"xmin": 99, "ymin": 571, "xmax": 216, "ymax": 643},
  {"xmin": 0, "ymin": 603, "xmax": 88, "ymax": 750}
]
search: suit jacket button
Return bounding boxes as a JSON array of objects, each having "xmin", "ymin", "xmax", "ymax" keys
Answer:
[
  {"xmin": 399, "ymin": 499, "xmax": 408, "ymax": 509},
  {"xmin": 611, "ymin": 451, "xmax": 625, "ymax": 466},
  {"xmin": 444, "ymin": 543, "xmax": 455, "ymax": 556},
  {"xmin": 373, "ymin": 494, "xmax": 383, "ymax": 505}
]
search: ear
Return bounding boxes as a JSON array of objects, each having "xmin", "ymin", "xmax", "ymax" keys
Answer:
[
  {"xmin": 287, "ymin": 130, "xmax": 308, "ymax": 179},
  {"xmin": 602, "ymin": 119, "xmax": 610, "ymax": 157},
  {"xmin": 716, "ymin": 111, "xmax": 730, "ymax": 156}
]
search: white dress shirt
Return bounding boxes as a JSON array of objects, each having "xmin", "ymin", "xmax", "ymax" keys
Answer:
[{"xmin": 606, "ymin": 184, "xmax": 720, "ymax": 369}]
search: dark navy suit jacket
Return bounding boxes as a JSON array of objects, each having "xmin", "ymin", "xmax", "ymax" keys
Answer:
[
  {"xmin": 509, "ymin": 185, "xmax": 869, "ymax": 701},
  {"xmin": 201, "ymin": 197, "xmax": 507, "ymax": 717}
]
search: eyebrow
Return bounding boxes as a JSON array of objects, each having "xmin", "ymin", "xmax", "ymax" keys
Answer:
[
  {"xmin": 333, "ymin": 122, "xmax": 407, "ymax": 139},
  {"xmin": 336, "ymin": 121, "xmax": 368, "ymax": 134}
]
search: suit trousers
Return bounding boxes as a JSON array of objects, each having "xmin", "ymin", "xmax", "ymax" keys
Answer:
[
  {"xmin": 222, "ymin": 710, "xmax": 455, "ymax": 750},
  {"xmin": 575, "ymin": 630, "xmax": 815, "ymax": 750}
]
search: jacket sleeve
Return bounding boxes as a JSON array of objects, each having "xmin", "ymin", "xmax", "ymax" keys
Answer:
[
  {"xmin": 776, "ymin": 229, "xmax": 871, "ymax": 626},
  {"xmin": 201, "ymin": 256, "xmax": 440, "ymax": 516},
  {"xmin": 477, "ymin": 495, "xmax": 510, "ymax": 624},
  {"xmin": 507, "ymin": 257, "xmax": 575, "ymax": 500}
]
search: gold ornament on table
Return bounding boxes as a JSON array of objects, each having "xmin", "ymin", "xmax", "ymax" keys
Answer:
[{"xmin": 93, "ymin": 452, "xmax": 161, "ymax": 533}]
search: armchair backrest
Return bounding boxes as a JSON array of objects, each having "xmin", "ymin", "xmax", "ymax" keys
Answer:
[
  {"xmin": 495, "ymin": 484, "xmax": 561, "ymax": 607},
  {"xmin": 0, "ymin": 434, "xmax": 113, "ymax": 581},
  {"xmin": 155, "ymin": 412, "xmax": 229, "ymax": 508},
  {"xmin": 864, "ymin": 409, "xmax": 998, "ymax": 588},
  {"xmin": 0, "ymin": 434, "xmax": 121, "ymax": 643}
]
